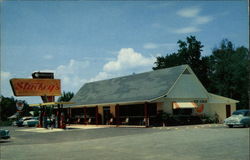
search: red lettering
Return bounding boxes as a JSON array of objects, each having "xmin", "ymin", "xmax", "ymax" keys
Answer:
[
  {"xmin": 47, "ymin": 85, "xmax": 55, "ymax": 92},
  {"xmin": 56, "ymin": 85, "xmax": 60, "ymax": 90},
  {"xmin": 23, "ymin": 83, "xmax": 29, "ymax": 90},
  {"xmin": 38, "ymin": 83, "xmax": 46, "ymax": 90},
  {"xmin": 16, "ymin": 82, "xmax": 24, "ymax": 90}
]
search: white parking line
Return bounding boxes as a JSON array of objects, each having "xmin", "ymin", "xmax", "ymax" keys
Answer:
[{"xmin": 18, "ymin": 128, "xmax": 64, "ymax": 133}]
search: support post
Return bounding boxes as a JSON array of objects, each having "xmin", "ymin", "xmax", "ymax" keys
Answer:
[
  {"xmin": 68, "ymin": 108, "xmax": 71, "ymax": 125},
  {"xmin": 144, "ymin": 102, "xmax": 149, "ymax": 127},
  {"xmin": 115, "ymin": 104, "xmax": 120, "ymax": 126},
  {"xmin": 57, "ymin": 104, "xmax": 61, "ymax": 128},
  {"xmin": 95, "ymin": 106, "xmax": 98, "ymax": 125},
  {"xmin": 38, "ymin": 106, "xmax": 44, "ymax": 128},
  {"xmin": 84, "ymin": 107, "xmax": 87, "ymax": 125}
]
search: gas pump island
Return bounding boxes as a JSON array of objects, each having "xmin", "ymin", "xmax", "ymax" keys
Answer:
[{"xmin": 10, "ymin": 72, "xmax": 74, "ymax": 129}]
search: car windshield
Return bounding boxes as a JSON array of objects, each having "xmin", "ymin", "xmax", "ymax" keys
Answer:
[{"xmin": 232, "ymin": 111, "xmax": 247, "ymax": 116}]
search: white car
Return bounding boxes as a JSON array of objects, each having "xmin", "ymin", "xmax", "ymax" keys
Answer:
[
  {"xmin": 22, "ymin": 117, "xmax": 39, "ymax": 127},
  {"xmin": 15, "ymin": 117, "xmax": 33, "ymax": 126},
  {"xmin": 224, "ymin": 109, "xmax": 250, "ymax": 128}
]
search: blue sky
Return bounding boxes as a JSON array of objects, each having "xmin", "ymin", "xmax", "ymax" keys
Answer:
[{"xmin": 1, "ymin": 1, "xmax": 248, "ymax": 104}]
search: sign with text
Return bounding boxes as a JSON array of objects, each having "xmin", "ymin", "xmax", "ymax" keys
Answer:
[
  {"xmin": 10, "ymin": 79, "xmax": 61, "ymax": 96},
  {"xmin": 16, "ymin": 100, "xmax": 24, "ymax": 111}
]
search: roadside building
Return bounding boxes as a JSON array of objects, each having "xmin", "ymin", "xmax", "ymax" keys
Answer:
[{"xmin": 64, "ymin": 65, "xmax": 238, "ymax": 126}]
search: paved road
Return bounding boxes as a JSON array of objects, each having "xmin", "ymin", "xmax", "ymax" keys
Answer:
[{"xmin": 0, "ymin": 125, "xmax": 249, "ymax": 160}]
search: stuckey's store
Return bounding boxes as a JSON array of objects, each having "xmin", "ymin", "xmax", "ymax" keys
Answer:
[{"xmin": 63, "ymin": 65, "xmax": 238, "ymax": 126}]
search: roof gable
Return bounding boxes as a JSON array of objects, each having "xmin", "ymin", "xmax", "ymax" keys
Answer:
[
  {"xmin": 166, "ymin": 71, "xmax": 208, "ymax": 99},
  {"xmin": 69, "ymin": 65, "xmax": 188, "ymax": 107}
]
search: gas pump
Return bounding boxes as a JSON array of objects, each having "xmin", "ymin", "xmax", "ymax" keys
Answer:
[
  {"xmin": 60, "ymin": 113, "xmax": 66, "ymax": 129},
  {"xmin": 55, "ymin": 111, "xmax": 59, "ymax": 128},
  {"xmin": 42, "ymin": 111, "xmax": 48, "ymax": 128},
  {"xmin": 38, "ymin": 108, "xmax": 43, "ymax": 128}
]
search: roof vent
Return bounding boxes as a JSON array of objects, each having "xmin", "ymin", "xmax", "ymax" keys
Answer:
[{"xmin": 183, "ymin": 69, "xmax": 190, "ymax": 74}]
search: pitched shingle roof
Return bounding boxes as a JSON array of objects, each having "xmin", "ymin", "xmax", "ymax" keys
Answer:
[{"xmin": 67, "ymin": 65, "xmax": 188, "ymax": 107}]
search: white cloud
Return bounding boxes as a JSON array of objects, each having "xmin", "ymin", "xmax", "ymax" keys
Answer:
[
  {"xmin": 143, "ymin": 43, "xmax": 178, "ymax": 50},
  {"xmin": 1, "ymin": 71, "xmax": 11, "ymax": 80},
  {"xmin": 103, "ymin": 48, "xmax": 155, "ymax": 72},
  {"xmin": 0, "ymin": 71, "xmax": 13, "ymax": 97},
  {"xmin": 89, "ymin": 48, "xmax": 156, "ymax": 83},
  {"xmin": 43, "ymin": 55, "xmax": 53, "ymax": 60},
  {"xmin": 174, "ymin": 26, "xmax": 201, "ymax": 34},
  {"xmin": 194, "ymin": 16, "xmax": 213, "ymax": 25},
  {"xmin": 143, "ymin": 43, "xmax": 159, "ymax": 49},
  {"xmin": 88, "ymin": 72, "xmax": 112, "ymax": 82},
  {"xmin": 174, "ymin": 7, "xmax": 213, "ymax": 34},
  {"xmin": 54, "ymin": 59, "xmax": 89, "ymax": 91},
  {"xmin": 151, "ymin": 23, "xmax": 162, "ymax": 28},
  {"xmin": 55, "ymin": 59, "xmax": 89, "ymax": 76},
  {"xmin": 36, "ymin": 59, "xmax": 89, "ymax": 93},
  {"xmin": 177, "ymin": 7, "xmax": 201, "ymax": 18}
]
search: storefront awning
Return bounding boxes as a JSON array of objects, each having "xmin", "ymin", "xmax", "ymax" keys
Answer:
[
  {"xmin": 173, "ymin": 102, "xmax": 198, "ymax": 109},
  {"xmin": 29, "ymin": 102, "xmax": 74, "ymax": 107}
]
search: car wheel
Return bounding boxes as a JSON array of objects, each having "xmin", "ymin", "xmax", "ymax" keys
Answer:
[
  {"xmin": 228, "ymin": 125, "xmax": 233, "ymax": 128},
  {"xmin": 244, "ymin": 124, "xmax": 249, "ymax": 128}
]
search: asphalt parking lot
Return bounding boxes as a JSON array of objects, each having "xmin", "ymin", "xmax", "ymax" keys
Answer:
[{"xmin": 0, "ymin": 124, "xmax": 249, "ymax": 160}]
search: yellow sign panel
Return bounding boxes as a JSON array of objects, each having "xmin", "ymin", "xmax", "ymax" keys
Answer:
[{"xmin": 10, "ymin": 78, "xmax": 61, "ymax": 96}]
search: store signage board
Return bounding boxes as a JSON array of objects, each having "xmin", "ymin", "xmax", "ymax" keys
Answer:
[{"xmin": 10, "ymin": 78, "xmax": 61, "ymax": 96}]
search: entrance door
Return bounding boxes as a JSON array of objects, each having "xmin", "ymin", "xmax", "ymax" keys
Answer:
[
  {"xmin": 226, "ymin": 105, "xmax": 231, "ymax": 118},
  {"xmin": 103, "ymin": 106, "xmax": 110, "ymax": 125}
]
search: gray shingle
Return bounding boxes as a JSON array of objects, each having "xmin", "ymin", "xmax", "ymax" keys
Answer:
[{"xmin": 67, "ymin": 65, "xmax": 188, "ymax": 107}]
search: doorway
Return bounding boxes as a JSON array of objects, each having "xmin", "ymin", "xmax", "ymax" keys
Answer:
[
  {"xmin": 226, "ymin": 105, "xmax": 231, "ymax": 118},
  {"xmin": 103, "ymin": 106, "xmax": 111, "ymax": 125}
]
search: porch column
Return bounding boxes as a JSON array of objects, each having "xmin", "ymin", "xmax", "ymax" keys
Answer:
[
  {"xmin": 115, "ymin": 104, "xmax": 120, "ymax": 125},
  {"xmin": 144, "ymin": 102, "xmax": 149, "ymax": 127},
  {"xmin": 68, "ymin": 108, "xmax": 71, "ymax": 125},
  {"xmin": 68, "ymin": 108, "xmax": 71, "ymax": 118},
  {"xmin": 95, "ymin": 106, "xmax": 99, "ymax": 125},
  {"xmin": 38, "ymin": 106, "xmax": 44, "ymax": 128},
  {"xmin": 60, "ymin": 104, "xmax": 66, "ymax": 129},
  {"xmin": 84, "ymin": 107, "xmax": 87, "ymax": 124},
  {"xmin": 57, "ymin": 104, "xmax": 61, "ymax": 128}
]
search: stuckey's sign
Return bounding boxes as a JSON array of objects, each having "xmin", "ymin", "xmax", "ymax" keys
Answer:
[{"xmin": 10, "ymin": 79, "xmax": 61, "ymax": 96}]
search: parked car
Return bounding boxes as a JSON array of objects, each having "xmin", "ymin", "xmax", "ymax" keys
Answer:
[
  {"xmin": 15, "ymin": 117, "xmax": 33, "ymax": 127},
  {"xmin": 224, "ymin": 109, "xmax": 250, "ymax": 128},
  {"xmin": 22, "ymin": 117, "xmax": 39, "ymax": 127},
  {"xmin": 0, "ymin": 129, "xmax": 10, "ymax": 139}
]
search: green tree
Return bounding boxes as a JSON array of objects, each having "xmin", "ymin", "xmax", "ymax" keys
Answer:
[
  {"xmin": 153, "ymin": 36, "xmax": 210, "ymax": 87},
  {"xmin": 0, "ymin": 96, "xmax": 16, "ymax": 121},
  {"xmin": 209, "ymin": 39, "xmax": 249, "ymax": 108},
  {"xmin": 57, "ymin": 91, "xmax": 74, "ymax": 102},
  {"xmin": 0, "ymin": 95, "xmax": 31, "ymax": 121}
]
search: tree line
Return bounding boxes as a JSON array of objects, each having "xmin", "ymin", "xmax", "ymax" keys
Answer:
[{"xmin": 153, "ymin": 36, "xmax": 249, "ymax": 109}]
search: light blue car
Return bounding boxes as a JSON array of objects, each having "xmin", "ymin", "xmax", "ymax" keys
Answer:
[
  {"xmin": 0, "ymin": 129, "xmax": 10, "ymax": 139},
  {"xmin": 224, "ymin": 109, "xmax": 250, "ymax": 128}
]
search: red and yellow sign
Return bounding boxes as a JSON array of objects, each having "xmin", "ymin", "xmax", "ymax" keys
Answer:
[{"xmin": 10, "ymin": 78, "xmax": 61, "ymax": 96}]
